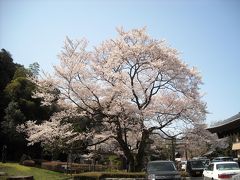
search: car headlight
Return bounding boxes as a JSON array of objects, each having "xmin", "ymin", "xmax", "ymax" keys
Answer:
[{"xmin": 148, "ymin": 174, "xmax": 155, "ymax": 180}]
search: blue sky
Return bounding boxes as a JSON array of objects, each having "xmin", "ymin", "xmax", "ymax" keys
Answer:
[{"xmin": 1, "ymin": 0, "xmax": 240, "ymax": 125}]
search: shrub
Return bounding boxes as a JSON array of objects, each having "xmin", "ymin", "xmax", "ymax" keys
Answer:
[
  {"xmin": 41, "ymin": 161, "xmax": 119, "ymax": 173},
  {"xmin": 32, "ymin": 159, "xmax": 48, "ymax": 167},
  {"xmin": 19, "ymin": 154, "xmax": 31, "ymax": 165},
  {"xmin": 6, "ymin": 175, "xmax": 34, "ymax": 180},
  {"xmin": 74, "ymin": 176, "xmax": 96, "ymax": 180},
  {"xmin": 22, "ymin": 160, "xmax": 35, "ymax": 167},
  {"xmin": 73, "ymin": 172, "xmax": 146, "ymax": 180},
  {"xmin": 41, "ymin": 161, "xmax": 66, "ymax": 172}
]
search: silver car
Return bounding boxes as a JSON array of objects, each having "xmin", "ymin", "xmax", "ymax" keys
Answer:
[{"xmin": 147, "ymin": 160, "xmax": 181, "ymax": 180}]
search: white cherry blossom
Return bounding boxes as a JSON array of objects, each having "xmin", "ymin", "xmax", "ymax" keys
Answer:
[{"xmin": 19, "ymin": 27, "xmax": 206, "ymax": 171}]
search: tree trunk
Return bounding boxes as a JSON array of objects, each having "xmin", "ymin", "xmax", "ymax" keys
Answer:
[
  {"xmin": 115, "ymin": 120, "xmax": 151, "ymax": 172},
  {"xmin": 128, "ymin": 155, "xmax": 135, "ymax": 172},
  {"xmin": 115, "ymin": 125, "xmax": 136, "ymax": 172},
  {"xmin": 117, "ymin": 138, "xmax": 135, "ymax": 172},
  {"xmin": 135, "ymin": 129, "xmax": 150, "ymax": 171}
]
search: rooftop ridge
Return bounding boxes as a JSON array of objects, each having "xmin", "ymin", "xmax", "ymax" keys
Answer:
[{"xmin": 210, "ymin": 112, "xmax": 240, "ymax": 128}]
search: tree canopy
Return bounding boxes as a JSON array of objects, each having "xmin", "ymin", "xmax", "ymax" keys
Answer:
[
  {"xmin": 19, "ymin": 27, "xmax": 207, "ymax": 171},
  {"xmin": 0, "ymin": 49, "xmax": 54, "ymax": 160}
]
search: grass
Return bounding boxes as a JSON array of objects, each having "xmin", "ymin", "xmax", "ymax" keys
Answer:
[
  {"xmin": 0, "ymin": 163, "xmax": 71, "ymax": 180},
  {"xmin": 0, "ymin": 163, "xmax": 146, "ymax": 180}
]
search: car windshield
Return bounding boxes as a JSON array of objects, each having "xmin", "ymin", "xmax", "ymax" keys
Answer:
[
  {"xmin": 148, "ymin": 162, "xmax": 176, "ymax": 171},
  {"xmin": 216, "ymin": 163, "xmax": 240, "ymax": 170},
  {"xmin": 190, "ymin": 161, "xmax": 204, "ymax": 168}
]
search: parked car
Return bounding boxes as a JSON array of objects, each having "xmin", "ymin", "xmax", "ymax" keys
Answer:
[
  {"xmin": 232, "ymin": 173, "xmax": 240, "ymax": 180},
  {"xmin": 203, "ymin": 161, "xmax": 240, "ymax": 180},
  {"xmin": 186, "ymin": 160, "xmax": 204, "ymax": 177},
  {"xmin": 147, "ymin": 160, "xmax": 181, "ymax": 180},
  {"xmin": 212, "ymin": 156, "xmax": 234, "ymax": 162},
  {"xmin": 201, "ymin": 159, "xmax": 210, "ymax": 168}
]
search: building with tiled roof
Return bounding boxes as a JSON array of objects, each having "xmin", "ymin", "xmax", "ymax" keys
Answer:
[{"xmin": 207, "ymin": 112, "xmax": 240, "ymax": 158}]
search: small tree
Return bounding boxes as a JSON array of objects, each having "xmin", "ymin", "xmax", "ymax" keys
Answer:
[
  {"xmin": 183, "ymin": 123, "xmax": 216, "ymax": 159},
  {"xmin": 2, "ymin": 101, "xmax": 25, "ymax": 139},
  {"xmin": 19, "ymin": 27, "xmax": 206, "ymax": 171},
  {"xmin": 28, "ymin": 62, "xmax": 40, "ymax": 77}
]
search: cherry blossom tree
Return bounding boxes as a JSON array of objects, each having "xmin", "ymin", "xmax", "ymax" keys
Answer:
[
  {"xmin": 18, "ymin": 27, "xmax": 206, "ymax": 171},
  {"xmin": 183, "ymin": 123, "xmax": 215, "ymax": 159}
]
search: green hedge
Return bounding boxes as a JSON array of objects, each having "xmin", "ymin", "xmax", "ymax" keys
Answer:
[
  {"xmin": 22, "ymin": 160, "xmax": 35, "ymax": 167},
  {"xmin": 73, "ymin": 172, "xmax": 146, "ymax": 180},
  {"xmin": 41, "ymin": 161, "xmax": 65, "ymax": 172}
]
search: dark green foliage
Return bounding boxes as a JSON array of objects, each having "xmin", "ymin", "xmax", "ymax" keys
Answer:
[
  {"xmin": 2, "ymin": 101, "xmax": 25, "ymax": 136},
  {"xmin": 4, "ymin": 70, "xmax": 38, "ymax": 121},
  {"xmin": 68, "ymin": 116, "xmax": 92, "ymax": 133},
  {"xmin": 12, "ymin": 66, "xmax": 30, "ymax": 79},
  {"xmin": 0, "ymin": 49, "xmax": 17, "ymax": 91},
  {"xmin": 0, "ymin": 49, "xmax": 57, "ymax": 161},
  {"xmin": 5, "ymin": 77, "xmax": 35, "ymax": 100},
  {"xmin": 0, "ymin": 49, "xmax": 18, "ymax": 143}
]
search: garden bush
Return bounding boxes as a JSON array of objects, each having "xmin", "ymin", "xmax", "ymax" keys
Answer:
[
  {"xmin": 73, "ymin": 172, "xmax": 145, "ymax": 180},
  {"xmin": 40, "ymin": 161, "xmax": 119, "ymax": 173},
  {"xmin": 41, "ymin": 161, "xmax": 66, "ymax": 172},
  {"xmin": 19, "ymin": 154, "xmax": 31, "ymax": 165},
  {"xmin": 32, "ymin": 159, "xmax": 48, "ymax": 167},
  {"xmin": 22, "ymin": 160, "xmax": 35, "ymax": 167}
]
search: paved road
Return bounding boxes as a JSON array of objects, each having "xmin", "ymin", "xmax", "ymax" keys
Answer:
[{"xmin": 184, "ymin": 177, "xmax": 203, "ymax": 180}]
